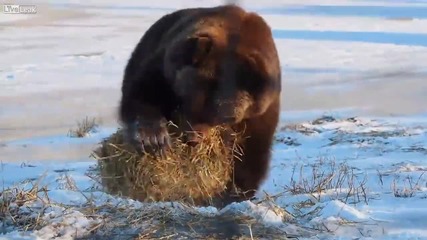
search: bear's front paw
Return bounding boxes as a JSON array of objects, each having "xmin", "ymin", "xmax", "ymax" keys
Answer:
[{"xmin": 136, "ymin": 118, "xmax": 171, "ymax": 157}]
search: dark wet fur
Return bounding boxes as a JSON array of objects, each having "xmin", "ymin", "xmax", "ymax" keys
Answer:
[{"xmin": 118, "ymin": 4, "xmax": 281, "ymax": 202}]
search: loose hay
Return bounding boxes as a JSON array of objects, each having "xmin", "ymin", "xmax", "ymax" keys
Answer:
[{"xmin": 92, "ymin": 124, "xmax": 243, "ymax": 206}]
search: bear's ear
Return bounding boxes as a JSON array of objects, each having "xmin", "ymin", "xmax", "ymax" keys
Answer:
[{"xmin": 185, "ymin": 35, "xmax": 213, "ymax": 65}]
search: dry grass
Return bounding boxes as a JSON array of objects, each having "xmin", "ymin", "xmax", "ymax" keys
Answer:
[
  {"xmin": 68, "ymin": 116, "xmax": 99, "ymax": 138},
  {"xmin": 76, "ymin": 200, "xmax": 298, "ymax": 240},
  {"xmin": 1, "ymin": 174, "xmax": 304, "ymax": 240},
  {"xmin": 1, "ymin": 174, "xmax": 108, "ymax": 238},
  {"xmin": 1, "ymin": 174, "xmax": 300, "ymax": 240},
  {"xmin": 0, "ymin": 175, "xmax": 51, "ymax": 233},
  {"xmin": 284, "ymin": 158, "xmax": 369, "ymax": 205},
  {"xmin": 392, "ymin": 172, "xmax": 426, "ymax": 198},
  {"xmin": 92, "ymin": 123, "xmax": 243, "ymax": 207}
]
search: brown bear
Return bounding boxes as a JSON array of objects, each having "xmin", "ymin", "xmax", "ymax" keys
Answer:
[{"xmin": 118, "ymin": 4, "xmax": 281, "ymax": 205}]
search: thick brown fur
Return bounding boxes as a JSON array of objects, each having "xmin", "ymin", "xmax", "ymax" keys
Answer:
[{"xmin": 118, "ymin": 4, "xmax": 281, "ymax": 205}]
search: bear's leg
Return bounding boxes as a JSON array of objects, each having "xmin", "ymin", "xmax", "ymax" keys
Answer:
[
  {"xmin": 226, "ymin": 99, "xmax": 280, "ymax": 205},
  {"xmin": 232, "ymin": 143, "xmax": 272, "ymax": 199},
  {"xmin": 119, "ymin": 55, "xmax": 176, "ymax": 156}
]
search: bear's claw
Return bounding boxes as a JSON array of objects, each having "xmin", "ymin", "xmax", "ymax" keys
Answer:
[{"xmin": 137, "ymin": 119, "xmax": 171, "ymax": 158}]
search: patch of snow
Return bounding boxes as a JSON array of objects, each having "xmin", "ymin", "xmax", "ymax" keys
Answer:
[{"xmin": 315, "ymin": 199, "xmax": 368, "ymax": 221}]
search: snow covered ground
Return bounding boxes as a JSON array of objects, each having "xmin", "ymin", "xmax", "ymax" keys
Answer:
[{"xmin": 1, "ymin": 0, "xmax": 427, "ymax": 239}]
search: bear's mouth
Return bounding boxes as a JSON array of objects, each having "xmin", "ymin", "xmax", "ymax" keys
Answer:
[{"xmin": 182, "ymin": 125, "xmax": 211, "ymax": 147}]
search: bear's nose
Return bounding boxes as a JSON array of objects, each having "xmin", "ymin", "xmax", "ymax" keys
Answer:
[{"xmin": 182, "ymin": 130, "xmax": 206, "ymax": 147}]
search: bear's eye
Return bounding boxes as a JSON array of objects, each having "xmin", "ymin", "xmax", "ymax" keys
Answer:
[{"xmin": 189, "ymin": 35, "xmax": 213, "ymax": 66}]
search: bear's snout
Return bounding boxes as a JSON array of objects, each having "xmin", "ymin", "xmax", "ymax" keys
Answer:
[{"xmin": 182, "ymin": 124, "xmax": 211, "ymax": 147}]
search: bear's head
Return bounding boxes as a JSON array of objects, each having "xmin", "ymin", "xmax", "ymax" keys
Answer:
[{"xmin": 163, "ymin": 17, "xmax": 280, "ymax": 139}]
